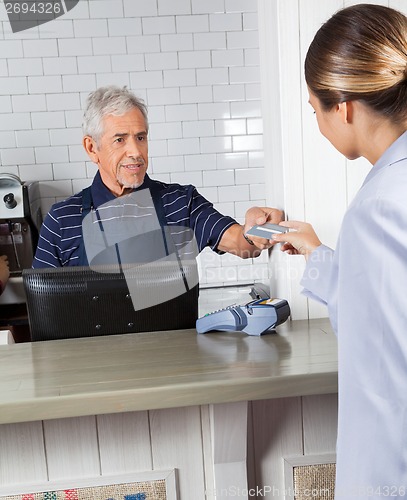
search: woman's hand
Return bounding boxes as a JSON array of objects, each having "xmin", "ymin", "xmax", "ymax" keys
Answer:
[{"xmin": 271, "ymin": 221, "xmax": 322, "ymax": 259}]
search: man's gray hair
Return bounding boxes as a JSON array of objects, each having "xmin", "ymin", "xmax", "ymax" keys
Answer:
[{"xmin": 82, "ymin": 86, "xmax": 149, "ymax": 143}]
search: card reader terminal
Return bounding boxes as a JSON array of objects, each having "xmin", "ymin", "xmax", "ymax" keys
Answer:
[{"xmin": 196, "ymin": 298, "xmax": 290, "ymax": 336}]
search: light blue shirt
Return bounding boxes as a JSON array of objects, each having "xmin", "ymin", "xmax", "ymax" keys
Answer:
[{"xmin": 301, "ymin": 131, "xmax": 407, "ymax": 499}]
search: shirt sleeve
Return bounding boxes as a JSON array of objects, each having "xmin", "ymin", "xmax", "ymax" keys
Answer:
[
  {"xmin": 300, "ymin": 244, "xmax": 335, "ymax": 305},
  {"xmin": 32, "ymin": 209, "xmax": 63, "ymax": 268},
  {"xmin": 188, "ymin": 187, "xmax": 237, "ymax": 253}
]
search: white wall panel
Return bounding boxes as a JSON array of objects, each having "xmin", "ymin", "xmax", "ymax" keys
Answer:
[
  {"xmin": 391, "ymin": 0, "xmax": 407, "ymax": 14},
  {"xmin": 258, "ymin": 0, "xmax": 308, "ymax": 318},
  {"xmin": 250, "ymin": 397, "xmax": 303, "ymax": 499},
  {"xmin": 43, "ymin": 416, "xmax": 100, "ymax": 480},
  {"xmin": 299, "ymin": 0, "xmax": 346, "ymax": 320},
  {"xmin": 150, "ymin": 406, "xmax": 206, "ymax": 500},
  {"xmin": 0, "ymin": 421, "xmax": 47, "ymax": 486},
  {"xmin": 302, "ymin": 394, "xmax": 338, "ymax": 455},
  {"xmin": 97, "ymin": 411, "xmax": 153, "ymax": 474}
]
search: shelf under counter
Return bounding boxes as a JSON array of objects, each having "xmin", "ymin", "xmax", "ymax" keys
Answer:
[{"xmin": 0, "ymin": 317, "xmax": 337, "ymax": 425}]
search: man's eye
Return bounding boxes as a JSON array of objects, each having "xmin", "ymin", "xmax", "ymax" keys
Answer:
[
  {"xmin": 137, "ymin": 135, "xmax": 145, "ymax": 141},
  {"xmin": 115, "ymin": 137, "xmax": 124, "ymax": 143}
]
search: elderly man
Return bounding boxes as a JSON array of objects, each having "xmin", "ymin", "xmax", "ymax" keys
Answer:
[{"xmin": 33, "ymin": 86, "xmax": 282, "ymax": 268}]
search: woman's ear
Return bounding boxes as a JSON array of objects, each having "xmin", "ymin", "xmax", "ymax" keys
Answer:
[
  {"xmin": 337, "ymin": 101, "xmax": 353, "ymax": 124},
  {"xmin": 83, "ymin": 136, "xmax": 99, "ymax": 163}
]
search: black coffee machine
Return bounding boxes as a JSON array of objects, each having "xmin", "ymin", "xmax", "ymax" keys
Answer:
[{"xmin": 0, "ymin": 173, "xmax": 42, "ymax": 310}]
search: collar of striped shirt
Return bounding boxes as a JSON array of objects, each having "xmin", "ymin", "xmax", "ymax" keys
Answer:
[{"xmin": 90, "ymin": 171, "xmax": 153, "ymax": 208}]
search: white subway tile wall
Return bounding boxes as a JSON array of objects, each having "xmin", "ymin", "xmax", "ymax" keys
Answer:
[{"xmin": 0, "ymin": 0, "xmax": 266, "ymax": 287}]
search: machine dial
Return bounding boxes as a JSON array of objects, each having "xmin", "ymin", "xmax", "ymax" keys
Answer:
[{"xmin": 3, "ymin": 193, "xmax": 17, "ymax": 209}]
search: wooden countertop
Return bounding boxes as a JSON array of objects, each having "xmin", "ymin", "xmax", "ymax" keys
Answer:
[{"xmin": 0, "ymin": 318, "xmax": 337, "ymax": 424}]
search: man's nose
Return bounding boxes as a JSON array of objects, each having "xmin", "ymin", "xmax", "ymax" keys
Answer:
[{"xmin": 126, "ymin": 137, "xmax": 144, "ymax": 157}]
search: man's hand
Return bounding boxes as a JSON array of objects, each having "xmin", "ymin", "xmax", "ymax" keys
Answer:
[
  {"xmin": 271, "ymin": 221, "xmax": 321, "ymax": 259},
  {"xmin": 217, "ymin": 207, "xmax": 284, "ymax": 258},
  {"xmin": 243, "ymin": 207, "xmax": 284, "ymax": 250}
]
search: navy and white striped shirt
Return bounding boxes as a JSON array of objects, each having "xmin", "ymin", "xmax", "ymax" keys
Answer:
[{"xmin": 33, "ymin": 172, "xmax": 237, "ymax": 268}]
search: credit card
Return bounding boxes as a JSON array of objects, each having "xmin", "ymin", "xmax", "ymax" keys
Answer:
[{"xmin": 246, "ymin": 223, "xmax": 288, "ymax": 238}]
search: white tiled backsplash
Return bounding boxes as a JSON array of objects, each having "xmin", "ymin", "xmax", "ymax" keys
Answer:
[{"xmin": 0, "ymin": 0, "xmax": 267, "ymax": 287}]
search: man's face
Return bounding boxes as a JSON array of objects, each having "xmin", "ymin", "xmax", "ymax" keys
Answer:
[{"xmin": 84, "ymin": 107, "xmax": 149, "ymax": 196}]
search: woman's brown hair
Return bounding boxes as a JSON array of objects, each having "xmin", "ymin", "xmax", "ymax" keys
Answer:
[{"xmin": 305, "ymin": 4, "xmax": 407, "ymax": 124}]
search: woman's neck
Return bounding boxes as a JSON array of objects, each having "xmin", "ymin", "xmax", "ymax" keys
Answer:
[{"xmin": 355, "ymin": 105, "xmax": 406, "ymax": 164}]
